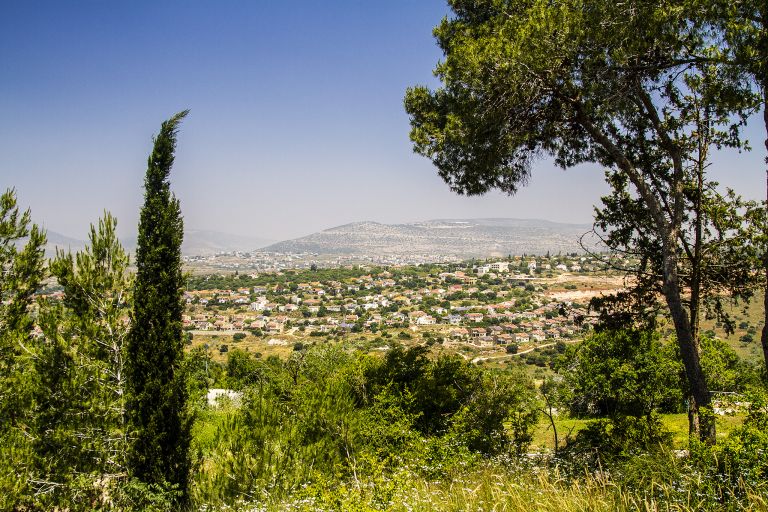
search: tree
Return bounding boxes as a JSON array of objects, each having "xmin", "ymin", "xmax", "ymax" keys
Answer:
[
  {"xmin": 540, "ymin": 376, "xmax": 569, "ymax": 456},
  {"xmin": 0, "ymin": 189, "xmax": 46, "ymax": 424},
  {"xmin": 404, "ymin": 0, "xmax": 755, "ymax": 442},
  {"xmin": 451, "ymin": 371, "xmax": 539, "ymax": 456},
  {"xmin": 32, "ymin": 212, "xmax": 132, "ymax": 504},
  {"xmin": 0, "ymin": 189, "xmax": 46, "ymax": 507},
  {"xmin": 125, "ymin": 111, "xmax": 191, "ymax": 501},
  {"xmin": 715, "ymin": 0, "xmax": 768, "ymax": 372},
  {"xmin": 557, "ymin": 330, "xmax": 683, "ymax": 457}
]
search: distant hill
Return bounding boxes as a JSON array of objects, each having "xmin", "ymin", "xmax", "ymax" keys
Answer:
[
  {"xmin": 262, "ymin": 218, "xmax": 598, "ymax": 258},
  {"xmin": 181, "ymin": 230, "xmax": 274, "ymax": 256},
  {"xmin": 43, "ymin": 231, "xmax": 87, "ymax": 256},
  {"xmin": 42, "ymin": 229, "xmax": 274, "ymax": 257}
]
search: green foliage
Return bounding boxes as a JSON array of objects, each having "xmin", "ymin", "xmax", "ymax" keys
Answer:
[
  {"xmin": 0, "ymin": 189, "xmax": 46, "ymax": 505},
  {"xmin": 711, "ymin": 392, "xmax": 768, "ymax": 490},
  {"xmin": 28, "ymin": 213, "xmax": 133, "ymax": 505},
  {"xmin": 0, "ymin": 188, "xmax": 47, "ymax": 334},
  {"xmin": 559, "ymin": 330, "xmax": 682, "ymax": 457},
  {"xmin": 451, "ymin": 372, "xmax": 539, "ymax": 456},
  {"xmin": 700, "ymin": 334, "xmax": 760, "ymax": 392},
  {"xmin": 125, "ymin": 111, "xmax": 192, "ymax": 502},
  {"xmin": 194, "ymin": 343, "xmax": 541, "ymax": 507},
  {"xmin": 613, "ymin": 394, "xmax": 768, "ymax": 508},
  {"xmin": 183, "ymin": 346, "xmax": 222, "ymax": 408},
  {"xmin": 226, "ymin": 348, "xmax": 263, "ymax": 389}
]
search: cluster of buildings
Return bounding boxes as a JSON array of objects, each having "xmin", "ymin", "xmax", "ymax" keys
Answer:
[
  {"xmin": 183, "ymin": 251, "xmax": 462, "ymax": 272},
  {"xmin": 182, "ymin": 258, "xmax": 602, "ymax": 347}
]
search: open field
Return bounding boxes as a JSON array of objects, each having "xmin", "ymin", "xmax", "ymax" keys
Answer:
[{"xmin": 530, "ymin": 413, "xmax": 747, "ymax": 452}]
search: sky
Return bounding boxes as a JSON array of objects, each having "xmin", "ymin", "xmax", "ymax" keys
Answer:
[{"xmin": 1, "ymin": 1, "xmax": 765, "ymax": 242}]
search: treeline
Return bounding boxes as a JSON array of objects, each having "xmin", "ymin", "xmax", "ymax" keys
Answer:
[
  {"xmin": 1, "ymin": 113, "xmax": 191, "ymax": 510},
  {"xmin": 187, "ymin": 267, "xmax": 381, "ymax": 292}
]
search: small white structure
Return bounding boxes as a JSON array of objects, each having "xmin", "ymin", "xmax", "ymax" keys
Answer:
[
  {"xmin": 476, "ymin": 265, "xmax": 492, "ymax": 276},
  {"xmin": 207, "ymin": 388, "xmax": 243, "ymax": 407}
]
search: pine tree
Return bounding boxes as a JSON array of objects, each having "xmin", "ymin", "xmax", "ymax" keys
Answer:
[
  {"xmin": 126, "ymin": 111, "xmax": 191, "ymax": 501},
  {"xmin": 35, "ymin": 213, "xmax": 132, "ymax": 490},
  {"xmin": 0, "ymin": 188, "xmax": 46, "ymax": 507}
]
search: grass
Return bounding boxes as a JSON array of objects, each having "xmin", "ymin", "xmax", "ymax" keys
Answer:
[
  {"xmin": 190, "ymin": 405, "xmax": 764, "ymax": 511},
  {"xmin": 249, "ymin": 463, "xmax": 768, "ymax": 512},
  {"xmin": 191, "ymin": 406, "xmax": 236, "ymax": 455},
  {"xmin": 695, "ymin": 293, "xmax": 765, "ymax": 364},
  {"xmin": 531, "ymin": 413, "xmax": 747, "ymax": 452}
]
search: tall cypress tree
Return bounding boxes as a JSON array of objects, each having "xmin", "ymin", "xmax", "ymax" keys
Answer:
[{"xmin": 126, "ymin": 111, "xmax": 191, "ymax": 500}]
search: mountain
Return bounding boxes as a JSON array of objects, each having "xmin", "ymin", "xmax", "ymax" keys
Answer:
[
  {"xmin": 181, "ymin": 230, "xmax": 274, "ymax": 256},
  {"xmin": 262, "ymin": 218, "xmax": 599, "ymax": 258},
  {"xmin": 42, "ymin": 229, "xmax": 274, "ymax": 257},
  {"xmin": 43, "ymin": 231, "xmax": 87, "ymax": 256}
]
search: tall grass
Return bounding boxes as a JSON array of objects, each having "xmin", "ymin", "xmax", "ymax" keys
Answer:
[{"xmin": 193, "ymin": 461, "xmax": 768, "ymax": 512}]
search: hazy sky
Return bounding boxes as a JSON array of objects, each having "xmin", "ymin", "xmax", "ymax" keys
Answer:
[{"xmin": 1, "ymin": 1, "xmax": 765, "ymax": 242}]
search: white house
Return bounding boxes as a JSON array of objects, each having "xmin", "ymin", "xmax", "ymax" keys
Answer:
[
  {"xmin": 489, "ymin": 261, "xmax": 510, "ymax": 272},
  {"xmin": 416, "ymin": 315, "xmax": 436, "ymax": 326}
]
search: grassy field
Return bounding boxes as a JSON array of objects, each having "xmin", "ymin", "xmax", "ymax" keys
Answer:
[
  {"xmin": 530, "ymin": 412, "xmax": 746, "ymax": 452},
  {"xmin": 690, "ymin": 294, "xmax": 764, "ymax": 364}
]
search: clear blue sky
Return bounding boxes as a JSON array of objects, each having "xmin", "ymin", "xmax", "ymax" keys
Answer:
[{"xmin": 1, "ymin": 1, "xmax": 764, "ymax": 242}]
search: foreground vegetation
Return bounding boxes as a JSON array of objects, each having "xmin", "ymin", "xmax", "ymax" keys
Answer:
[{"xmin": 183, "ymin": 339, "xmax": 768, "ymax": 511}]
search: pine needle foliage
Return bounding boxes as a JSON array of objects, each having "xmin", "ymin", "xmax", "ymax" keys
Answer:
[{"xmin": 126, "ymin": 111, "xmax": 192, "ymax": 502}]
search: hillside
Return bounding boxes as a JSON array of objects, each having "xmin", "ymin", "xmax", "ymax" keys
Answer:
[{"xmin": 262, "ymin": 218, "xmax": 598, "ymax": 258}]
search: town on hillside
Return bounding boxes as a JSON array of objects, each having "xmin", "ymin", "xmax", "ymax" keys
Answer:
[{"xmin": 173, "ymin": 252, "xmax": 632, "ymax": 365}]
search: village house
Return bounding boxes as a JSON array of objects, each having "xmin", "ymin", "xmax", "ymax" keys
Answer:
[
  {"xmin": 408, "ymin": 310, "xmax": 427, "ymax": 322},
  {"xmin": 450, "ymin": 328, "xmax": 469, "ymax": 339},
  {"xmin": 416, "ymin": 315, "xmax": 436, "ymax": 326},
  {"xmin": 465, "ymin": 312, "xmax": 484, "ymax": 323},
  {"xmin": 476, "ymin": 265, "xmax": 492, "ymax": 276},
  {"xmin": 489, "ymin": 261, "xmax": 510, "ymax": 272},
  {"xmin": 474, "ymin": 336, "xmax": 495, "ymax": 347},
  {"xmin": 447, "ymin": 314, "xmax": 463, "ymax": 325},
  {"xmin": 513, "ymin": 333, "xmax": 530, "ymax": 343}
]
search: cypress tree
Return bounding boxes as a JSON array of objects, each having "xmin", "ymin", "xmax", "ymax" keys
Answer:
[{"xmin": 126, "ymin": 111, "xmax": 191, "ymax": 501}]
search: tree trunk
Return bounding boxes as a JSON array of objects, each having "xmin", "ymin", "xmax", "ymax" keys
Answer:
[
  {"xmin": 660, "ymin": 234, "xmax": 715, "ymax": 444},
  {"xmin": 761, "ymin": 83, "xmax": 768, "ymax": 373},
  {"xmin": 574, "ymin": 103, "xmax": 715, "ymax": 442}
]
